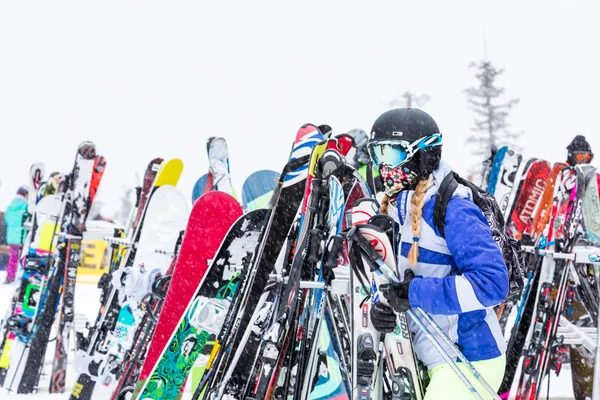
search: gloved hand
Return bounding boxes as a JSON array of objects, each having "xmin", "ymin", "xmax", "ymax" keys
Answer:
[
  {"xmin": 379, "ymin": 269, "xmax": 415, "ymax": 313},
  {"xmin": 370, "ymin": 301, "xmax": 396, "ymax": 333}
]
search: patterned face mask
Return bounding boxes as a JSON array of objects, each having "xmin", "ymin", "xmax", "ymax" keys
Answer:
[{"xmin": 379, "ymin": 164, "xmax": 417, "ymax": 196}]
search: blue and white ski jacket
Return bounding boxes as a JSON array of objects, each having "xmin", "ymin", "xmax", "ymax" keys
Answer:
[{"xmin": 396, "ymin": 161, "xmax": 508, "ymax": 370}]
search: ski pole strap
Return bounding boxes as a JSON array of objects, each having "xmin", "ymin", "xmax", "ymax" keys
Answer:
[
  {"xmin": 348, "ymin": 226, "xmax": 384, "ymax": 271},
  {"xmin": 346, "ymin": 229, "xmax": 371, "ymax": 293}
]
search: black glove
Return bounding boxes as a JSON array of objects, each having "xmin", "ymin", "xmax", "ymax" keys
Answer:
[
  {"xmin": 379, "ymin": 270, "xmax": 415, "ymax": 313},
  {"xmin": 370, "ymin": 301, "xmax": 396, "ymax": 333}
]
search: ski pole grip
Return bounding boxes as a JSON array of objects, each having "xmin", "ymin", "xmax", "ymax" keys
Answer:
[
  {"xmin": 324, "ymin": 235, "xmax": 344, "ymax": 271},
  {"xmin": 307, "ymin": 228, "xmax": 322, "ymax": 265}
]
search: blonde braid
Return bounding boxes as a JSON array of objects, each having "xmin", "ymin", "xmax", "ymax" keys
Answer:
[
  {"xmin": 380, "ymin": 194, "xmax": 390, "ymax": 215},
  {"xmin": 408, "ymin": 179, "xmax": 430, "ymax": 266}
]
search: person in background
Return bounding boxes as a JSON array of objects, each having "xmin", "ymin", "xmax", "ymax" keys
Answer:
[
  {"xmin": 4, "ymin": 186, "xmax": 29, "ymax": 283},
  {"xmin": 0, "ymin": 212, "xmax": 8, "ymax": 272},
  {"xmin": 566, "ymin": 135, "xmax": 593, "ymax": 166}
]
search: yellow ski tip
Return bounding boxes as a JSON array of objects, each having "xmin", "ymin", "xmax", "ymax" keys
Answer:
[{"xmin": 154, "ymin": 158, "xmax": 184, "ymax": 187}]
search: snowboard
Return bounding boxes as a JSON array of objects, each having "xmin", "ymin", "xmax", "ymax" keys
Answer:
[
  {"xmin": 132, "ymin": 191, "xmax": 243, "ymax": 399},
  {"xmin": 135, "ymin": 208, "xmax": 268, "ymax": 400},
  {"xmin": 242, "ymin": 169, "xmax": 279, "ymax": 211},
  {"xmin": 104, "ymin": 185, "xmax": 190, "ymax": 382},
  {"xmin": 191, "ymin": 174, "xmax": 209, "ymax": 204}
]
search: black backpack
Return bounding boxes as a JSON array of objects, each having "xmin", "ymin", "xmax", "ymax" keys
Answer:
[{"xmin": 433, "ymin": 171, "xmax": 525, "ymax": 300}]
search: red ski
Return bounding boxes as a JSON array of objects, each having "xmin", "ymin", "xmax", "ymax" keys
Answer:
[{"xmin": 132, "ymin": 192, "xmax": 242, "ymax": 395}]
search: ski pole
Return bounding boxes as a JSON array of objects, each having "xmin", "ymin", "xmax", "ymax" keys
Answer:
[
  {"xmin": 412, "ymin": 308, "xmax": 501, "ymax": 400},
  {"xmin": 353, "ymin": 231, "xmax": 500, "ymax": 399}
]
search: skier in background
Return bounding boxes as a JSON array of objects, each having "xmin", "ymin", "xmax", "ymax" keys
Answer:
[
  {"xmin": 566, "ymin": 135, "xmax": 593, "ymax": 166},
  {"xmin": 564, "ymin": 134, "xmax": 594, "ymax": 400},
  {"xmin": 367, "ymin": 108, "xmax": 509, "ymax": 399},
  {"xmin": 346, "ymin": 128, "xmax": 384, "ymax": 192},
  {"xmin": 4, "ymin": 186, "xmax": 29, "ymax": 283},
  {"xmin": 0, "ymin": 212, "xmax": 8, "ymax": 272}
]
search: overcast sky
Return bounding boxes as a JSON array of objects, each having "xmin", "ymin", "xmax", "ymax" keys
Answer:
[{"xmin": 1, "ymin": 1, "xmax": 599, "ymax": 216}]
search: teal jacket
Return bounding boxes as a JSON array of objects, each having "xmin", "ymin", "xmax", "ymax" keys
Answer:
[{"xmin": 5, "ymin": 195, "xmax": 28, "ymax": 245}]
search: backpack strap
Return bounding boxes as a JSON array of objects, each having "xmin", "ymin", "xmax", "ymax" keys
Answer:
[{"xmin": 433, "ymin": 172, "xmax": 459, "ymax": 239}]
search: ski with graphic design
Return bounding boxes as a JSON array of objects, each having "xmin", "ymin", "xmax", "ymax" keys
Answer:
[
  {"xmin": 486, "ymin": 146, "xmax": 507, "ymax": 195},
  {"xmin": 198, "ymin": 124, "xmax": 323, "ymax": 399},
  {"xmin": 242, "ymin": 169, "xmax": 279, "ymax": 211},
  {"xmin": 505, "ymin": 160, "xmax": 551, "ymax": 238},
  {"xmin": 495, "ymin": 159, "xmax": 551, "ymax": 332},
  {"xmin": 131, "ymin": 192, "xmax": 243, "ymax": 400},
  {"xmin": 488, "ymin": 146, "xmax": 522, "ymax": 215},
  {"xmin": 348, "ymin": 198, "xmax": 382, "ymax": 400},
  {"xmin": 302, "ymin": 176, "xmax": 348, "ymax": 400},
  {"xmin": 3, "ymin": 142, "xmax": 96, "ymax": 394},
  {"xmin": 192, "ymin": 137, "xmax": 236, "ymax": 204},
  {"xmin": 50, "ymin": 146, "xmax": 100, "ymax": 393},
  {"xmin": 69, "ymin": 158, "xmax": 182, "ymax": 400},
  {"xmin": 502, "ymin": 157, "xmax": 534, "ymax": 221},
  {"xmin": 134, "ymin": 209, "xmax": 268, "ymax": 400},
  {"xmin": 19, "ymin": 163, "xmax": 46, "ymax": 259},
  {"xmin": 351, "ymin": 219, "xmax": 424, "ymax": 400}
]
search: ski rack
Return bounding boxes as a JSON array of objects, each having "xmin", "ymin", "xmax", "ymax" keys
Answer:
[
  {"xmin": 521, "ymin": 245, "xmax": 600, "ymax": 265},
  {"xmin": 55, "ymin": 232, "xmax": 83, "ymax": 240},
  {"xmin": 523, "ymin": 243, "xmax": 600, "ymax": 399},
  {"xmin": 155, "ymin": 249, "xmax": 175, "ymax": 256},
  {"xmin": 266, "ymin": 273, "xmax": 352, "ymax": 295},
  {"xmin": 104, "ymin": 236, "xmax": 137, "ymax": 248}
]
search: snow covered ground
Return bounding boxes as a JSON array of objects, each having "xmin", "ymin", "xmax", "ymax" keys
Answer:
[{"xmin": 0, "ymin": 271, "xmax": 577, "ymax": 399}]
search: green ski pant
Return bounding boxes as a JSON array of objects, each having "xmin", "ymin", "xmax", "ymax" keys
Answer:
[{"xmin": 424, "ymin": 354, "xmax": 506, "ymax": 400}]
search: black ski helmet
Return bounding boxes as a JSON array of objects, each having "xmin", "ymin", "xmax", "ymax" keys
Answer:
[
  {"xmin": 566, "ymin": 135, "xmax": 593, "ymax": 166},
  {"xmin": 369, "ymin": 108, "xmax": 442, "ymax": 176}
]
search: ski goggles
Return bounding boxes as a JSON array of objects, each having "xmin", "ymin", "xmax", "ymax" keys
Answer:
[
  {"xmin": 573, "ymin": 152, "xmax": 593, "ymax": 164},
  {"xmin": 367, "ymin": 133, "xmax": 442, "ymax": 168}
]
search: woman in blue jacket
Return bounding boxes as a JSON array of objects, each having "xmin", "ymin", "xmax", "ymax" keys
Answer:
[
  {"xmin": 4, "ymin": 186, "xmax": 28, "ymax": 283},
  {"xmin": 367, "ymin": 108, "xmax": 508, "ymax": 399}
]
